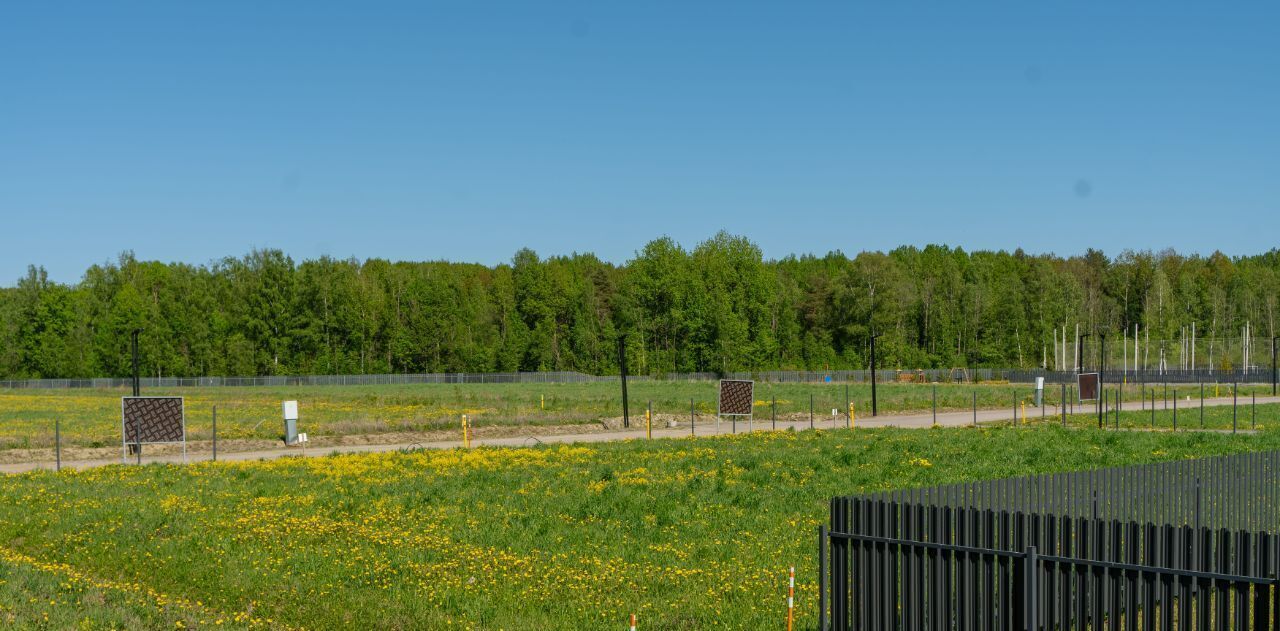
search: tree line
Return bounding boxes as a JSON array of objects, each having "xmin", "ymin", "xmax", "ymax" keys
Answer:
[{"xmin": 1, "ymin": 233, "xmax": 1277, "ymax": 379}]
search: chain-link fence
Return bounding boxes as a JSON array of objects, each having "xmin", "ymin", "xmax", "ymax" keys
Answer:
[{"xmin": 2, "ymin": 367, "xmax": 1276, "ymax": 390}]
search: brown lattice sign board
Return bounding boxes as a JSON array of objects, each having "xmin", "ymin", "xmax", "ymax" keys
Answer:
[
  {"xmin": 718, "ymin": 380, "xmax": 755, "ymax": 416},
  {"xmin": 122, "ymin": 397, "xmax": 186, "ymax": 445}
]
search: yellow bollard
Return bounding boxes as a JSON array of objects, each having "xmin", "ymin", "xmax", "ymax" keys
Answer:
[
  {"xmin": 462, "ymin": 414, "xmax": 470, "ymax": 448},
  {"xmin": 646, "ymin": 407, "xmax": 652, "ymax": 439},
  {"xmin": 849, "ymin": 403, "xmax": 856, "ymax": 429},
  {"xmin": 1021, "ymin": 402, "xmax": 1026, "ymax": 426},
  {"xmin": 541, "ymin": 394, "xmax": 545, "ymax": 410}
]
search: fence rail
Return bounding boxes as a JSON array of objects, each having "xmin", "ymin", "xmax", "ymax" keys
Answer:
[{"xmin": 821, "ymin": 451, "xmax": 1280, "ymax": 629}]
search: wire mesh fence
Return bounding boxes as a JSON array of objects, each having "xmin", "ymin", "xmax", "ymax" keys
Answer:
[{"xmin": 2, "ymin": 367, "xmax": 1276, "ymax": 390}]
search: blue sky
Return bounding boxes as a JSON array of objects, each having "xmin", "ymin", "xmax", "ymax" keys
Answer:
[{"xmin": 2, "ymin": 2, "xmax": 1277, "ymax": 282}]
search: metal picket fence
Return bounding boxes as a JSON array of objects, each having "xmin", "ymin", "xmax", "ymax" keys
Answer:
[{"xmin": 819, "ymin": 451, "xmax": 1280, "ymax": 629}]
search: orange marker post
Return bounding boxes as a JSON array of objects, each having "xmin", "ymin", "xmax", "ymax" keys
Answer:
[
  {"xmin": 786, "ymin": 566, "xmax": 795, "ymax": 631},
  {"xmin": 630, "ymin": 613, "xmax": 637, "ymax": 631},
  {"xmin": 462, "ymin": 414, "xmax": 470, "ymax": 448}
]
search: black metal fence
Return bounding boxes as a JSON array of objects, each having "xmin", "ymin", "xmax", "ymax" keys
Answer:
[{"xmin": 820, "ymin": 451, "xmax": 1280, "ymax": 629}]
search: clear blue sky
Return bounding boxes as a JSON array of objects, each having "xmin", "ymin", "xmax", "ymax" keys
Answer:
[{"xmin": 2, "ymin": 2, "xmax": 1277, "ymax": 283}]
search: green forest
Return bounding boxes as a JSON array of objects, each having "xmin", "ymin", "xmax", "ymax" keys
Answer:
[{"xmin": 1, "ymin": 233, "xmax": 1277, "ymax": 379}]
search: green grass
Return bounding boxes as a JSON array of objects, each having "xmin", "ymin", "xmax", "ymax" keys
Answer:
[
  {"xmin": 0, "ymin": 555, "xmax": 260, "ymax": 630},
  {"xmin": 3, "ymin": 424, "xmax": 1279, "ymax": 629},
  {"xmin": 1, "ymin": 380, "xmax": 1272, "ymax": 453}
]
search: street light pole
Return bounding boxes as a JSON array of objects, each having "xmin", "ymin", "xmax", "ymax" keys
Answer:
[
  {"xmin": 1098, "ymin": 333, "xmax": 1106, "ymax": 428},
  {"xmin": 617, "ymin": 336, "xmax": 630, "ymax": 429},
  {"xmin": 870, "ymin": 331, "xmax": 881, "ymax": 417},
  {"xmin": 1077, "ymin": 331, "xmax": 1089, "ymax": 375},
  {"xmin": 131, "ymin": 329, "xmax": 141, "ymax": 397}
]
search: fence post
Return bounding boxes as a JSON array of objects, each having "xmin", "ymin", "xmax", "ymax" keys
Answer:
[
  {"xmin": 1173, "ymin": 390, "xmax": 1178, "ymax": 430},
  {"xmin": 1194, "ymin": 477, "xmax": 1202, "ymax": 531},
  {"xmin": 212, "ymin": 405, "xmax": 217, "ymax": 462},
  {"xmin": 691, "ymin": 398, "xmax": 695, "ymax": 436},
  {"xmin": 932, "ymin": 383, "xmax": 937, "ymax": 427},
  {"xmin": 1233, "ymin": 387, "xmax": 1238, "ymax": 434},
  {"xmin": 1253, "ymin": 393, "xmax": 1257, "ymax": 430},
  {"xmin": 54, "ymin": 418, "xmax": 60, "ymax": 472},
  {"xmin": 772, "ymin": 396, "xmax": 777, "ymax": 431},
  {"xmin": 973, "ymin": 391, "xmax": 978, "ymax": 426},
  {"xmin": 809, "ymin": 394, "xmax": 814, "ymax": 430},
  {"xmin": 1061, "ymin": 383, "xmax": 1066, "ymax": 427},
  {"xmin": 1024, "ymin": 545, "xmax": 1039, "ymax": 630},
  {"xmin": 817, "ymin": 525, "xmax": 827, "ymax": 631}
]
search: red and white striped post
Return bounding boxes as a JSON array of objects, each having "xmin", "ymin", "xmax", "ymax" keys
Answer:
[
  {"xmin": 786, "ymin": 566, "xmax": 795, "ymax": 631},
  {"xmin": 629, "ymin": 613, "xmax": 637, "ymax": 630}
]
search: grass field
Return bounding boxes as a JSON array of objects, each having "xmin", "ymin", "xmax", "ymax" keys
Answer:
[
  {"xmin": 0, "ymin": 381, "xmax": 1271, "ymax": 455},
  {"xmin": 2, "ymin": 424, "xmax": 1279, "ymax": 629}
]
